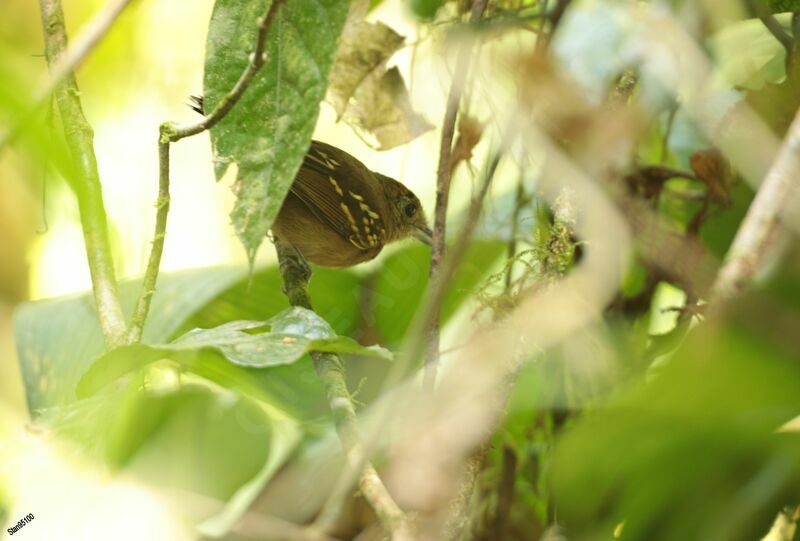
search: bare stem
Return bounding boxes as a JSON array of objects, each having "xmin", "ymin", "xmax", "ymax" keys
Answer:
[
  {"xmin": 128, "ymin": 0, "xmax": 287, "ymax": 341},
  {"xmin": 165, "ymin": 0, "xmax": 287, "ymax": 142},
  {"xmin": 39, "ymin": 0, "xmax": 127, "ymax": 348},
  {"xmin": 407, "ymin": 153, "xmax": 502, "ymax": 386},
  {"xmin": 711, "ymin": 107, "xmax": 800, "ymax": 303},
  {"xmin": 127, "ymin": 136, "xmax": 170, "ymax": 343},
  {"xmin": 273, "ymin": 241, "xmax": 409, "ymax": 540},
  {"xmin": 425, "ymin": 0, "xmax": 488, "ymax": 392}
]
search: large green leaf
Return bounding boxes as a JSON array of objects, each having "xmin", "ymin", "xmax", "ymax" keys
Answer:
[
  {"xmin": 76, "ymin": 307, "xmax": 391, "ymax": 400},
  {"xmin": 14, "ymin": 266, "xmax": 247, "ymax": 413},
  {"xmin": 204, "ymin": 0, "xmax": 350, "ymax": 263},
  {"xmin": 176, "ymin": 265, "xmax": 363, "ymax": 338}
]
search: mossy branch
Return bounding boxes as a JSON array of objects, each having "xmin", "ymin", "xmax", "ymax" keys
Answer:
[
  {"xmin": 274, "ymin": 241, "xmax": 410, "ymax": 540},
  {"xmin": 38, "ymin": 0, "xmax": 127, "ymax": 348}
]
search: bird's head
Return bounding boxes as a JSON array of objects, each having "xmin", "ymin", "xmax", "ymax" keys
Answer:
[{"xmin": 377, "ymin": 173, "xmax": 432, "ymax": 246}]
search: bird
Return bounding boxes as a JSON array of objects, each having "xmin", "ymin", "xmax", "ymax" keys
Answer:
[
  {"xmin": 273, "ymin": 139, "xmax": 432, "ymax": 268},
  {"xmin": 188, "ymin": 96, "xmax": 432, "ymax": 268}
]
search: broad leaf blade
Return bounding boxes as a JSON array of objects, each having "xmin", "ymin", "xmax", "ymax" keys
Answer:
[
  {"xmin": 14, "ymin": 266, "xmax": 247, "ymax": 413},
  {"xmin": 204, "ymin": 0, "xmax": 350, "ymax": 263},
  {"xmin": 76, "ymin": 307, "xmax": 392, "ymax": 399}
]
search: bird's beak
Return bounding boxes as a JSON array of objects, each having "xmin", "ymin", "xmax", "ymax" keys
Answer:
[{"xmin": 413, "ymin": 225, "xmax": 433, "ymax": 247}]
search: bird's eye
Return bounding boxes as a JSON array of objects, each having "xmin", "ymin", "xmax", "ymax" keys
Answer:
[{"xmin": 404, "ymin": 202, "xmax": 417, "ymax": 218}]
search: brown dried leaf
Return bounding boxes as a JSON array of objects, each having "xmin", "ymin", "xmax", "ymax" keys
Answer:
[
  {"xmin": 343, "ymin": 66, "xmax": 433, "ymax": 150},
  {"xmin": 325, "ymin": 1, "xmax": 431, "ymax": 149},
  {"xmin": 326, "ymin": 1, "xmax": 405, "ymax": 118},
  {"xmin": 449, "ymin": 114, "xmax": 484, "ymax": 174}
]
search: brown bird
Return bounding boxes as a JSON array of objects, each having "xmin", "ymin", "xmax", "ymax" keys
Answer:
[
  {"xmin": 188, "ymin": 97, "xmax": 430, "ymax": 268},
  {"xmin": 273, "ymin": 140, "xmax": 432, "ymax": 268}
]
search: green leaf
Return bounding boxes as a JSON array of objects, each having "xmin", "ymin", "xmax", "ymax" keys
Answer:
[
  {"xmin": 14, "ymin": 266, "xmax": 247, "ymax": 413},
  {"xmin": 174, "ymin": 265, "xmax": 364, "ymax": 338},
  {"xmin": 204, "ymin": 0, "xmax": 350, "ymax": 264},
  {"xmin": 76, "ymin": 307, "xmax": 391, "ymax": 399}
]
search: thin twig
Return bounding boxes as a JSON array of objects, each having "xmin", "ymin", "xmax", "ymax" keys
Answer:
[
  {"xmin": 38, "ymin": 0, "xmax": 128, "ymax": 347},
  {"xmin": 425, "ymin": 0, "xmax": 489, "ymax": 392},
  {"xmin": 711, "ymin": 107, "xmax": 800, "ymax": 303},
  {"xmin": 410, "ymin": 153, "xmax": 502, "ymax": 383},
  {"xmin": 127, "ymin": 0, "xmax": 287, "ymax": 342},
  {"xmin": 273, "ymin": 241, "xmax": 409, "ymax": 540},
  {"xmin": 163, "ymin": 0, "xmax": 287, "ymax": 143},
  {"xmin": 1, "ymin": 0, "xmax": 136, "ymax": 150},
  {"xmin": 127, "ymin": 137, "xmax": 170, "ymax": 342}
]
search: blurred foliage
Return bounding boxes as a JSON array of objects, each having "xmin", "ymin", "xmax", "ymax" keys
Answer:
[
  {"xmin": 551, "ymin": 317, "xmax": 800, "ymax": 541},
  {"xmin": 12, "ymin": 236, "xmax": 501, "ymax": 536}
]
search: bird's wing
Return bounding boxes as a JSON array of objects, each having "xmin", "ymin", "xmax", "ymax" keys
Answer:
[{"xmin": 290, "ymin": 144, "xmax": 386, "ymax": 251}]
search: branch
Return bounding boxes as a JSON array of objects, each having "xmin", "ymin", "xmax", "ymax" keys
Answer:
[
  {"xmin": 39, "ymin": 0, "xmax": 127, "ymax": 348},
  {"xmin": 273, "ymin": 241, "xmax": 409, "ymax": 540},
  {"xmin": 425, "ymin": 0, "xmax": 488, "ymax": 392},
  {"xmin": 128, "ymin": 0, "xmax": 287, "ymax": 341},
  {"xmin": 127, "ymin": 136, "xmax": 170, "ymax": 342},
  {"xmin": 163, "ymin": 0, "xmax": 287, "ymax": 143},
  {"xmin": 1, "ymin": 0, "xmax": 135, "ymax": 150},
  {"xmin": 411, "ymin": 153, "xmax": 502, "ymax": 380},
  {"xmin": 711, "ymin": 107, "xmax": 800, "ymax": 303}
]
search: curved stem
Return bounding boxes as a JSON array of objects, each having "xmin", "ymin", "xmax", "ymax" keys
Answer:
[
  {"xmin": 167, "ymin": 0, "xmax": 287, "ymax": 142},
  {"xmin": 128, "ymin": 0, "xmax": 288, "ymax": 342}
]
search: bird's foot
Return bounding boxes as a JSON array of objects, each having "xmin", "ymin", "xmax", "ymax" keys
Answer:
[{"xmin": 275, "ymin": 241, "xmax": 312, "ymax": 283}]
